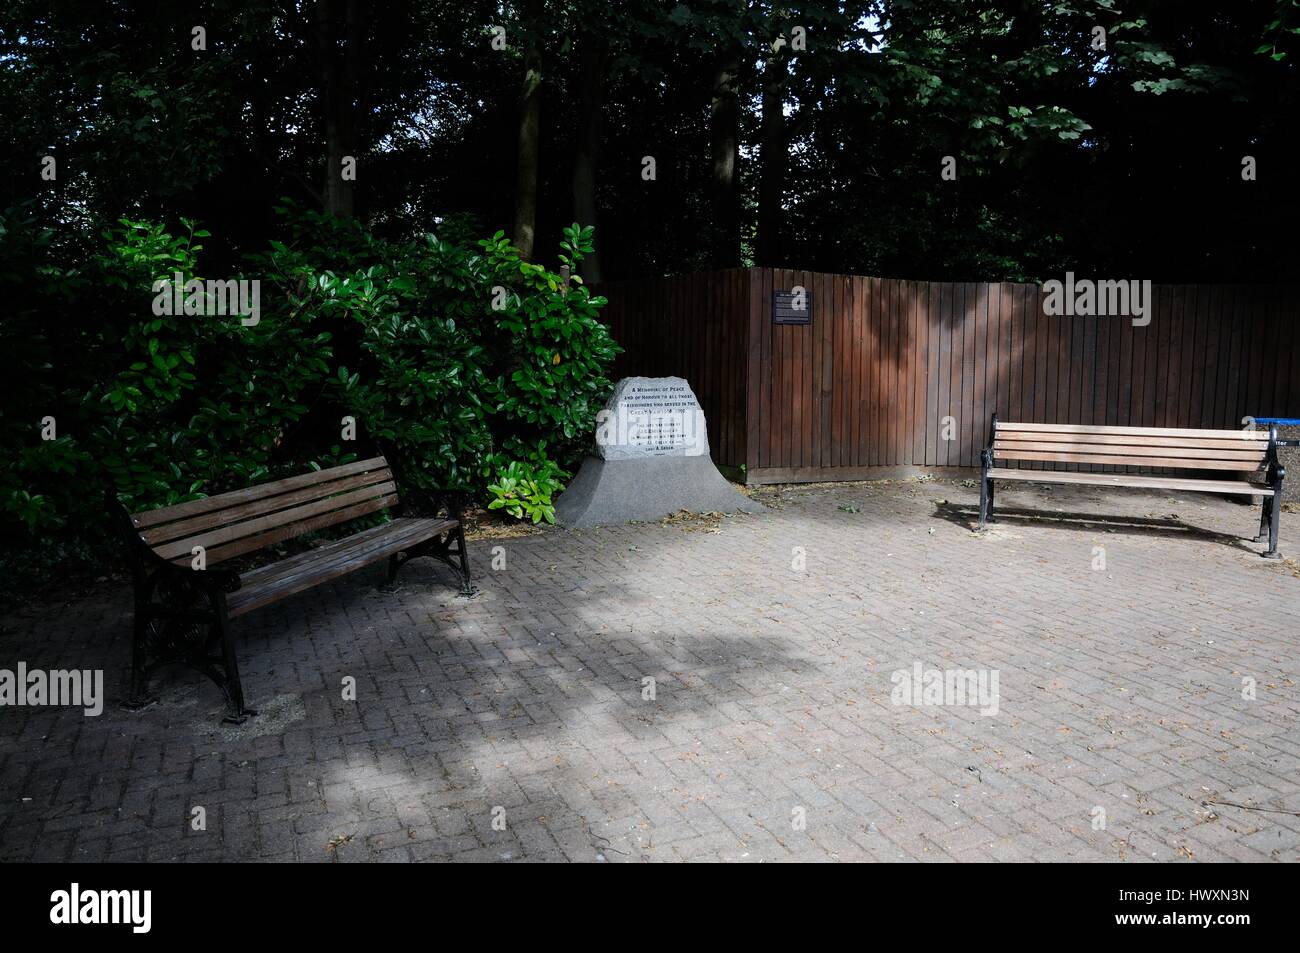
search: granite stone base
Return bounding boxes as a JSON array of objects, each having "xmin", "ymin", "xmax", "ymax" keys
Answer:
[{"xmin": 554, "ymin": 454, "xmax": 765, "ymax": 528}]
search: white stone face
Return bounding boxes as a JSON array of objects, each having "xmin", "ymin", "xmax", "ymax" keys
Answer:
[{"xmin": 594, "ymin": 376, "xmax": 709, "ymax": 460}]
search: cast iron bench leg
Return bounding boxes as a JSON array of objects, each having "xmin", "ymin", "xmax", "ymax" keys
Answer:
[
  {"xmin": 453, "ymin": 523, "xmax": 473, "ymax": 595},
  {"xmin": 1263, "ymin": 477, "xmax": 1283, "ymax": 560},
  {"xmin": 123, "ymin": 599, "xmax": 156, "ymax": 711},
  {"xmin": 216, "ymin": 604, "xmax": 253, "ymax": 724},
  {"xmin": 978, "ymin": 449, "xmax": 992, "ymax": 530}
]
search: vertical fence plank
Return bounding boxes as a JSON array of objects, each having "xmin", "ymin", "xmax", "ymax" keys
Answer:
[
  {"xmin": 797, "ymin": 270, "xmax": 808, "ymax": 467},
  {"xmin": 880, "ymin": 275, "xmax": 892, "ymax": 466},
  {"xmin": 841, "ymin": 273, "xmax": 853, "ymax": 468},
  {"xmin": 829, "ymin": 273, "xmax": 842, "ymax": 468},
  {"xmin": 1095, "ymin": 299, "xmax": 1113, "ymax": 432},
  {"xmin": 898, "ymin": 279, "xmax": 910, "ymax": 465},
  {"xmin": 1222, "ymin": 284, "xmax": 1242, "ymax": 428},
  {"xmin": 807, "ymin": 269, "xmax": 818, "ymax": 468},
  {"xmin": 1137, "ymin": 289, "xmax": 1156, "ymax": 428},
  {"xmin": 809, "ymin": 270, "xmax": 821, "ymax": 469},
  {"xmin": 1033, "ymin": 285, "xmax": 1050, "ymax": 469},
  {"xmin": 736, "ymin": 269, "xmax": 749, "ymax": 466},
  {"xmin": 1207, "ymin": 285, "xmax": 1229, "ymax": 430},
  {"xmin": 774, "ymin": 267, "xmax": 785, "ymax": 465},
  {"xmin": 1243, "ymin": 285, "xmax": 1264, "ymax": 424},
  {"xmin": 724, "ymin": 269, "xmax": 736, "ymax": 463},
  {"xmin": 969, "ymin": 282, "xmax": 988, "ymax": 468},
  {"xmin": 790, "ymin": 265, "xmax": 800, "ymax": 465},
  {"xmin": 881, "ymin": 278, "xmax": 895, "ymax": 466},
  {"xmin": 909, "ymin": 282, "xmax": 925, "ymax": 465},
  {"xmin": 820, "ymin": 270, "xmax": 835, "ymax": 469},
  {"xmin": 1189, "ymin": 285, "xmax": 1209, "ymax": 428},
  {"xmin": 847, "ymin": 273, "xmax": 859, "ymax": 467},
  {"xmin": 1124, "ymin": 296, "xmax": 1140, "ymax": 428},
  {"xmin": 759, "ymin": 268, "xmax": 772, "ymax": 469},
  {"xmin": 1049, "ymin": 283, "xmax": 1066, "ymax": 470},
  {"xmin": 850, "ymin": 276, "xmax": 864, "ymax": 467},
  {"xmin": 933, "ymin": 282, "xmax": 949, "ymax": 466},
  {"xmin": 924, "ymin": 282, "xmax": 939, "ymax": 466},
  {"xmin": 1109, "ymin": 308, "xmax": 1128, "ymax": 474},
  {"xmin": 906, "ymin": 279, "xmax": 919, "ymax": 466},
  {"xmin": 989, "ymin": 283, "xmax": 1006, "ymax": 438},
  {"xmin": 959, "ymin": 282, "xmax": 977, "ymax": 467},
  {"xmin": 1154, "ymin": 286, "xmax": 1172, "ymax": 428},
  {"xmin": 865, "ymin": 276, "xmax": 878, "ymax": 466},
  {"xmin": 1175, "ymin": 285, "xmax": 1195, "ymax": 427},
  {"xmin": 1006, "ymin": 283, "xmax": 1023, "ymax": 434}
]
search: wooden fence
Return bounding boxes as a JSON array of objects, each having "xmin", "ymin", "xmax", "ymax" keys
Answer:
[{"xmin": 598, "ymin": 267, "xmax": 1299, "ymax": 483}]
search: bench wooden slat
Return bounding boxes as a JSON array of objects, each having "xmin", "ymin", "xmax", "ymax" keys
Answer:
[
  {"xmin": 994, "ymin": 422, "xmax": 1263, "ymax": 440},
  {"xmin": 993, "ymin": 439, "xmax": 1266, "ymax": 462},
  {"xmin": 991, "ymin": 450, "xmax": 1261, "ymax": 471},
  {"xmin": 235, "ymin": 518, "xmax": 450, "ymax": 592},
  {"xmin": 131, "ymin": 457, "xmax": 392, "ymax": 528},
  {"xmin": 994, "ymin": 432, "xmax": 1268, "ymax": 451},
  {"xmin": 154, "ymin": 481, "xmax": 398, "ymax": 560},
  {"xmin": 140, "ymin": 468, "xmax": 394, "ymax": 545},
  {"xmin": 226, "ymin": 517, "xmax": 455, "ymax": 616},
  {"xmin": 169, "ymin": 492, "xmax": 400, "ymax": 566},
  {"xmin": 233, "ymin": 516, "xmax": 455, "ymax": 593},
  {"xmin": 986, "ymin": 468, "xmax": 1272, "ymax": 495}
]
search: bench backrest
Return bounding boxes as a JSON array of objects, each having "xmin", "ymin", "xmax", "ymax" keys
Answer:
[
  {"xmin": 992, "ymin": 421, "xmax": 1269, "ymax": 473},
  {"xmin": 129, "ymin": 456, "xmax": 398, "ymax": 565}
]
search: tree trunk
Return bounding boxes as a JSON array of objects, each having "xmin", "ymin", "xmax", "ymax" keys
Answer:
[
  {"xmin": 315, "ymin": 0, "xmax": 360, "ymax": 218},
  {"xmin": 571, "ymin": 34, "xmax": 607, "ymax": 282},
  {"xmin": 513, "ymin": 1, "xmax": 543, "ymax": 260},
  {"xmin": 709, "ymin": 48, "xmax": 742, "ymax": 267},
  {"xmin": 757, "ymin": 41, "xmax": 787, "ymax": 267}
]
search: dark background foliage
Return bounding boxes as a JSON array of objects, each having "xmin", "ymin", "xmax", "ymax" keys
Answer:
[{"xmin": 4, "ymin": 0, "xmax": 1295, "ymax": 282}]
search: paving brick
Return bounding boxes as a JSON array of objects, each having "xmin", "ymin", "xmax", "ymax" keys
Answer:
[{"xmin": 0, "ymin": 479, "xmax": 1295, "ymax": 862}]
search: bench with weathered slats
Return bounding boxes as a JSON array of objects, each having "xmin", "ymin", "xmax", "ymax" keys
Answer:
[
  {"xmin": 978, "ymin": 415, "xmax": 1285, "ymax": 558},
  {"xmin": 109, "ymin": 454, "xmax": 471, "ymax": 722}
]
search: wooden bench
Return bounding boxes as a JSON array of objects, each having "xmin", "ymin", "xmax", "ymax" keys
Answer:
[
  {"xmin": 109, "ymin": 454, "xmax": 472, "ymax": 722},
  {"xmin": 979, "ymin": 415, "xmax": 1285, "ymax": 558}
]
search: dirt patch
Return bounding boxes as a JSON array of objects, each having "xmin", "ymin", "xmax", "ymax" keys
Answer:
[
  {"xmin": 210, "ymin": 692, "xmax": 307, "ymax": 741},
  {"xmin": 656, "ymin": 510, "xmax": 725, "ymax": 533},
  {"xmin": 461, "ymin": 506, "xmax": 547, "ymax": 541}
]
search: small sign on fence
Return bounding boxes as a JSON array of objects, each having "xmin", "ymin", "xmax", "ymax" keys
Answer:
[{"xmin": 773, "ymin": 289, "xmax": 813, "ymax": 324}]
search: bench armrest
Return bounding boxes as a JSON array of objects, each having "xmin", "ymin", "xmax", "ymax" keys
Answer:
[
  {"xmin": 106, "ymin": 489, "xmax": 242, "ymax": 595},
  {"xmin": 149, "ymin": 553, "xmax": 243, "ymax": 595},
  {"xmin": 1264, "ymin": 428, "xmax": 1286, "ymax": 486},
  {"xmin": 980, "ymin": 413, "xmax": 999, "ymax": 472},
  {"xmin": 1266, "ymin": 426, "xmax": 1281, "ymax": 464}
]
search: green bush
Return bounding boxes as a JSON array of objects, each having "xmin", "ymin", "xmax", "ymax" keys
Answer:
[
  {"xmin": 261, "ymin": 209, "xmax": 617, "ymax": 499},
  {"xmin": 486, "ymin": 458, "xmax": 567, "ymax": 525},
  {"xmin": 0, "ymin": 202, "xmax": 620, "ymax": 576}
]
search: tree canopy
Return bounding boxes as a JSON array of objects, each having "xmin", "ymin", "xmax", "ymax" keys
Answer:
[{"xmin": 3, "ymin": 0, "xmax": 1295, "ymax": 283}]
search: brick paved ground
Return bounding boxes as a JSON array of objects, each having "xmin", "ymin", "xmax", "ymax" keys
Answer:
[{"xmin": 1, "ymin": 478, "xmax": 1297, "ymax": 862}]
